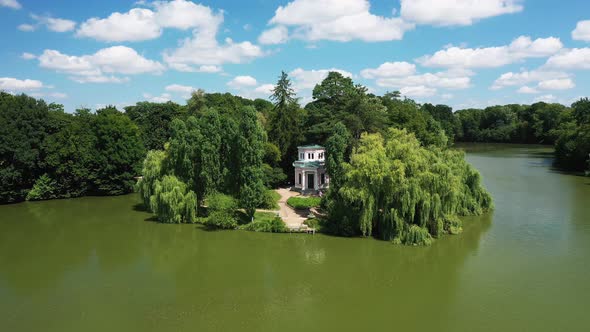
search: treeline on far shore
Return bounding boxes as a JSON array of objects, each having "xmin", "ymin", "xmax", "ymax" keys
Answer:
[{"xmin": 1, "ymin": 73, "xmax": 588, "ymax": 205}]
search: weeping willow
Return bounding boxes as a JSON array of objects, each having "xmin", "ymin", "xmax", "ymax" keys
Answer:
[
  {"xmin": 335, "ymin": 128, "xmax": 492, "ymax": 245},
  {"xmin": 137, "ymin": 150, "xmax": 197, "ymax": 224},
  {"xmin": 150, "ymin": 175, "xmax": 197, "ymax": 224}
]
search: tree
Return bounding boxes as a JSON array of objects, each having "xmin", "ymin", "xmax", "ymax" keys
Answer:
[
  {"xmin": 237, "ymin": 106, "xmax": 266, "ymax": 218},
  {"xmin": 137, "ymin": 150, "xmax": 167, "ymax": 209},
  {"xmin": 0, "ymin": 93, "xmax": 51, "ymax": 202},
  {"xmin": 326, "ymin": 129, "xmax": 493, "ymax": 245},
  {"xmin": 268, "ymin": 71, "xmax": 304, "ymax": 174},
  {"xmin": 125, "ymin": 101, "xmax": 183, "ymax": 150},
  {"xmin": 91, "ymin": 106, "xmax": 145, "ymax": 195},
  {"xmin": 150, "ymin": 175, "xmax": 197, "ymax": 224}
]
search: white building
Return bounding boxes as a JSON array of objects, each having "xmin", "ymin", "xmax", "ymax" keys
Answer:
[{"xmin": 292, "ymin": 145, "xmax": 329, "ymax": 193}]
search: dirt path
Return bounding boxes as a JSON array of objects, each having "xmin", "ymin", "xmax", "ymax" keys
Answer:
[{"xmin": 274, "ymin": 188, "xmax": 308, "ymax": 228}]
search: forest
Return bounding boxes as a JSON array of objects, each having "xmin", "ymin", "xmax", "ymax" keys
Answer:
[{"xmin": 1, "ymin": 71, "xmax": 588, "ymax": 243}]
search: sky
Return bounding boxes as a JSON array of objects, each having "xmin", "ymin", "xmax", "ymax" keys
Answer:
[{"xmin": 1, "ymin": 0, "xmax": 590, "ymax": 112}]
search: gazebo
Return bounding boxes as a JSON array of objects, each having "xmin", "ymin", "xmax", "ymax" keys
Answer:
[{"xmin": 292, "ymin": 145, "xmax": 329, "ymax": 193}]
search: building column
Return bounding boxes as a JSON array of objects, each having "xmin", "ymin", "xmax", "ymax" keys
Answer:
[
  {"xmin": 301, "ymin": 170, "xmax": 306, "ymax": 190},
  {"xmin": 315, "ymin": 169, "xmax": 318, "ymax": 190}
]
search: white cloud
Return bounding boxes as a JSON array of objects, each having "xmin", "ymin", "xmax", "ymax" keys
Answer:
[
  {"xmin": 368, "ymin": 67, "xmax": 473, "ymax": 92},
  {"xmin": 572, "ymin": 20, "xmax": 590, "ymax": 41},
  {"xmin": 517, "ymin": 86, "xmax": 539, "ymax": 94},
  {"xmin": 19, "ymin": 14, "xmax": 76, "ymax": 33},
  {"xmin": 491, "ymin": 69, "xmax": 571, "ymax": 89},
  {"xmin": 400, "ymin": 0, "xmax": 523, "ymax": 26},
  {"xmin": 77, "ymin": 8, "xmax": 160, "ymax": 42},
  {"xmin": 0, "ymin": 77, "xmax": 43, "ymax": 92},
  {"xmin": 418, "ymin": 36, "xmax": 563, "ymax": 68},
  {"xmin": 165, "ymin": 84, "xmax": 197, "ymax": 98},
  {"xmin": 30, "ymin": 92, "xmax": 68, "ymax": 99},
  {"xmin": 262, "ymin": 0, "xmax": 414, "ymax": 43},
  {"xmin": 289, "ymin": 68, "xmax": 353, "ymax": 90},
  {"xmin": 534, "ymin": 94, "xmax": 556, "ymax": 103},
  {"xmin": 18, "ymin": 24, "xmax": 35, "ymax": 31},
  {"xmin": 165, "ymin": 84, "xmax": 196, "ymax": 94},
  {"xmin": 143, "ymin": 92, "xmax": 171, "ymax": 103},
  {"xmin": 400, "ymin": 85, "xmax": 437, "ymax": 98},
  {"xmin": 360, "ymin": 61, "xmax": 416, "ymax": 79},
  {"xmin": 441, "ymin": 93, "xmax": 453, "ymax": 100},
  {"xmin": 0, "ymin": 0, "xmax": 21, "ymax": 9},
  {"xmin": 258, "ymin": 25, "xmax": 289, "ymax": 45},
  {"xmin": 254, "ymin": 84, "xmax": 275, "ymax": 95},
  {"xmin": 77, "ymin": 0, "xmax": 225, "ymax": 43},
  {"xmin": 227, "ymin": 76, "xmax": 258, "ymax": 89},
  {"xmin": 77, "ymin": 1, "xmax": 262, "ymax": 70},
  {"xmin": 537, "ymin": 78, "xmax": 575, "ymax": 90},
  {"xmin": 37, "ymin": 46, "xmax": 164, "ymax": 83},
  {"xmin": 21, "ymin": 52, "xmax": 36, "ymax": 60},
  {"xmin": 545, "ymin": 48, "xmax": 590, "ymax": 69}
]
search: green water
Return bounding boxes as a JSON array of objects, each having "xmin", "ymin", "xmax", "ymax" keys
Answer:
[{"xmin": 1, "ymin": 144, "xmax": 589, "ymax": 331}]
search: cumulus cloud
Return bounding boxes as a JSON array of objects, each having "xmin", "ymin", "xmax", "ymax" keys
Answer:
[
  {"xmin": 0, "ymin": 77, "xmax": 43, "ymax": 92},
  {"xmin": 362, "ymin": 62, "xmax": 473, "ymax": 98},
  {"xmin": 227, "ymin": 76, "xmax": 258, "ymax": 89},
  {"xmin": 534, "ymin": 94, "xmax": 556, "ymax": 103},
  {"xmin": 537, "ymin": 78, "xmax": 575, "ymax": 90},
  {"xmin": 254, "ymin": 84, "xmax": 275, "ymax": 95},
  {"xmin": 165, "ymin": 84, "xmax": 197, "ymax": 98},
  {"xmin": 77, "ymin": 8, "xmax": 159, "ymax": 42},
  {"xmin": 37, "ymin": 46, "xmax": 164, "ymax": 83},
  {"xmin": 260, "ymin": 0, "xmax": 413, "ymax": 44},
  {"xmin": 289, "ymin": 68, "xmax": 353, "ymax": 90},
  {"xmin": 572, "ymin": 20, "xmax": 590, "ymax": 41},
  {"xmin": 258, "ymin": 25, "xmax": 289, "ymax": 45},
  {"xmin": 360, "ymin": 61, "xmax": 416, "ymax": 79},
  {"xmin": 491, "ymin": 69, "xmax": 571, "ymax": 89},
  {"xmin": 18, "ymin": 14, "xmax": 76, "ymax": 33},
  {"xmin": 0, "ymin": 0, "xmax": 21, "ymax": 9},
  {"xmin": 17, "ymin": 24, "xmax": 35, "ymax": 31},
  {"xmin": 517, "ymin": 86, "xmax": 539, "ymax": 94},
  {"xmin": 143, "ymin": 92, "xmax": 171, "ymax": 103},
  {"xmin": 400, "ymin": 0, "xmax": 523, "ymax": 26},
  {"xmin": 545, "ymin": 48, "xmax": 590, "ymax": 69},
  {"xmin": 400, "ymin": 86, "xmax": 437, "ymax": 98},
  {"xmin": 76, "ymin": 1, "xmax": 264, "ymax": 71},
  {"xmin": 76, "ymin": 0, "xmax": 222, "ymax": 42},
  {"xmin": 21, "ymin": 52, "xmax": 36, "ymax": 60},
  {"xmin": 418, "ymin": 36, "xmax": 563, "ymax": 68}
]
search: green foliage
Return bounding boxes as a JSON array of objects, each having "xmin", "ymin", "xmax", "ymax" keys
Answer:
[
  {"xmin": 237, "ymin": 106, "xmax": 266, "ymax": 218},
  {"xmin": 259, "ymin": 189, "xmax": 281, "ymax": 210},
  {"xmin": 240, "ymin": 213, "xmax": 287, "ymax": 233},
  {"xmin": 150, "ymin": 175, "xmax": 197, "ymax": 224},
  {"xmin": 125, "ymin": 101, "xmax": 183, "ymax": 150},
  {"xmin": 327, "ymin": 129, "xmax": 493, "ymax": 245},
  {"xmin": 137, "ymin": 150, "xmax": 167, "ymax": 209},
  {"xmin": 287, "ymin": 196, "xmax": 321, "ymax": 209},
  {"xmin": 91, "ymin": 106, "xmax": 145, "ymax": 195},
  {"xmin": 205, "ymin": 193, "xmax": 238, "ymax": 229},
  {"xmin": 26, "ymin": 174, "xmax": 58, "ymax": 201},
  {"xmin": 554, "ymin": 99, "xmax": 590, "ymax": 172}
]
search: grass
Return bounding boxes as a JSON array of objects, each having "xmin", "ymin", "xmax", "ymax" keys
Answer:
[{"xmin": 287, "ymin": 196, "xmax": 321, "ymax": 210}]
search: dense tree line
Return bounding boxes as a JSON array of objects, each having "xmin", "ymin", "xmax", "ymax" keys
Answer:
[
  {"xmin": 2, "ymin": 71, "xmax": 587, "ymax": 243},
  {"xmin": 0, "ymin": 92, "xmax": 144, "ymax": 203}
]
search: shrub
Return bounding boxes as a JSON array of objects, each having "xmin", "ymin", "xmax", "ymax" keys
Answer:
[
  {"xmin": 26, "ymin": 174, "xmax": 58, "ymax": 201},
  {"xmin": 287, "ymin": 196, "xmax": 321, "ymax": 210},
  {"xmin": 205, "ymin": 193, "xmax": 238, "ymax": 229},
  {"xmin": 258, "ymin": 189, "xmax": 281, "ymax": 210},
  {"xmin": 240, "ymin": 213, "xmax": 287, "ymax": 232}
]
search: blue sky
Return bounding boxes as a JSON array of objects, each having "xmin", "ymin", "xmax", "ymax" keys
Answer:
[{"xmin": 1, "ymin": 0, "xmax": 590, "ymax": 112}]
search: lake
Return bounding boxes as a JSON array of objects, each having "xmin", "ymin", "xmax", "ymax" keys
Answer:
[{"xmin": 1, "ymin": 144, "xmax": 589, "ymax": 332}]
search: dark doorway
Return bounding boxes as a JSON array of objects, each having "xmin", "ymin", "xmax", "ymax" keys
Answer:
[{"xmin": 307, "ymin": 173, "xmax": 315, "ymax": 190}]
